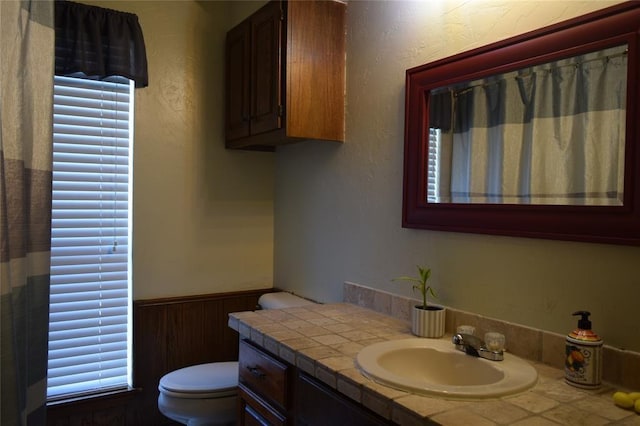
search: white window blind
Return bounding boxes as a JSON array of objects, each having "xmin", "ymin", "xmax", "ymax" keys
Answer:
[
  {"xmin": 427, "ymin": 127, "xmax": 441, "ymax": 203},
  {"xmin": 48, "ymin": 75, "xmax": 133, "ymax": 398}
]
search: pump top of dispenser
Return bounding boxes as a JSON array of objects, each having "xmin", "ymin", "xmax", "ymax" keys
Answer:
[{"xmin": 569, "ymin": 311, "xmax": 602, "ymax": 342}]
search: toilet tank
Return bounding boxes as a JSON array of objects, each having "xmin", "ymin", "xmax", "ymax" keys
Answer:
[{"xmin": 258, "ymin": 292, "xmax": 315, "ymax": 310}]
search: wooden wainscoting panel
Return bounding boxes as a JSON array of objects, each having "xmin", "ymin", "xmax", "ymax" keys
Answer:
[{"xmin": 133, "ymin": 289, "xmax": 272, "ymax": 424}]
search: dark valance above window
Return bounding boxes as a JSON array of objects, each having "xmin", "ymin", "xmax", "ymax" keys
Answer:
[{"xmin": 55, "ymin": 0, "xmax": 148, "ymax": 88}]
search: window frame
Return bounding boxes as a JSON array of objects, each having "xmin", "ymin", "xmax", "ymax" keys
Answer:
[{"xmin": 48, "ymin": 75, "xmax": 134, "ymax": 400}]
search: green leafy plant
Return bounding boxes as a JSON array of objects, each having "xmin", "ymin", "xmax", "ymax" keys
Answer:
[{"xmin": 393, "ymin": 265, "xmax": 437, "ymax": 310}]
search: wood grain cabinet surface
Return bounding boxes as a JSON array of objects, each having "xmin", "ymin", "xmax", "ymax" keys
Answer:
[
  {"xmin": 225, "ymin": 0, "xmax": 346, "ymax": 150},
  {"xmin": 237, "ymin": 339, "xmax": 393, "ymax": 426}
]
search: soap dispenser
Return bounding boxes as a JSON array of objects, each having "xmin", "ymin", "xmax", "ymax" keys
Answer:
[{"xmin": 565, "ymin": 311, "xmax": 603, "ymax": 388}]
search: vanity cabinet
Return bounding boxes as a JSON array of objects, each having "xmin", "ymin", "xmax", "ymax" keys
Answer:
[
  {"xmin": 225, "ymin": 0, "xmax": 346, "ymax": 150},
  {"xmin": 237, "ymin": 339, "xmax": 393, "ymax": 426}
]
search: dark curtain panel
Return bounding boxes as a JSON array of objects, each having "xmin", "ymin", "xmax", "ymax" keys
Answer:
[
  {"xmin": 429, "ymin": 90, "xmax": 452, "ymax": 131},
  {"xmin": 55, "ymin": 0, "xmax": 148, "ymax": 87}
]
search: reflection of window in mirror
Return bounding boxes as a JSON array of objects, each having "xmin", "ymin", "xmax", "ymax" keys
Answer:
[
  {"xmin": 428, "ymin": 44, "xmax": 627, "ymax": 207},
  {"xmin": 426, "ymin": 128, "xmax": 440, "ymax": 203}
]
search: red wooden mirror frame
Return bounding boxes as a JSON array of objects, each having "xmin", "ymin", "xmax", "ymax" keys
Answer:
[{"xmin": 403, "ymin": 3, "xmax": 640, "ymax": 245}]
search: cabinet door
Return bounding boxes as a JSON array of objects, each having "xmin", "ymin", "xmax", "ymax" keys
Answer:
[
  {"xmin": 226, "ymin": 19, "xmax": 251, "ymax": 141},
  {"xmin": 295, "ymin": 372, "xmax": 393, "ymax": 426},
  {"xmin": 250, "ymin": 1, "xmax": 283, "ymax": 136}
]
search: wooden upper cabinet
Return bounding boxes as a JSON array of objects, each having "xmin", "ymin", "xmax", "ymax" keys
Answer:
[
  {"xmin": 226, "ymin": 19, "xmax": 251, "ymax": 141},
  {"xmin": 225, "ymin": 0, "xmax": 346, "ymax": 150}
]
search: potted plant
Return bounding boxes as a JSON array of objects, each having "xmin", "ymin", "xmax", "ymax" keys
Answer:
[{"xmin": 393, "ymin": 265, "xmax": 445, "ymax": 338}]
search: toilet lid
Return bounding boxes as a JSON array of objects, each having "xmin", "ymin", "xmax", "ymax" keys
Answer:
[{"xmin": 159, "ymin": 362, "xmax": 238, "ymax": 394}]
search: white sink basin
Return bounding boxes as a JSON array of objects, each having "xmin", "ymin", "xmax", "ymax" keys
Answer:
[{"xmin": 356, "ymin": 338, "xmax": 537, "ymax": 399}]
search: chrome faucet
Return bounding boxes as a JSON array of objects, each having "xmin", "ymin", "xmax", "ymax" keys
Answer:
[{"xmin": 452, "ymin": 333, "xmax": 504, "ymax": 361}]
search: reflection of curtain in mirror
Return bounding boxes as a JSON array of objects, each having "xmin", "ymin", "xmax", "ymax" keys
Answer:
[{"xmin": 446, "ymin": 45, "xmax": 627, "ymax": 205}]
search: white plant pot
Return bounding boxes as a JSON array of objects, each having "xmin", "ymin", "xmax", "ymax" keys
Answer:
[{"xmin": 412, "ymin": 305, "xmax": 445, "ymax": 338}]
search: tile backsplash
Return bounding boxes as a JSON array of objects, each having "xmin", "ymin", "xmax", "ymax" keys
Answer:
[{"xmin": 343, "ymin": 281, "xmax": 640, "ymax": 390}]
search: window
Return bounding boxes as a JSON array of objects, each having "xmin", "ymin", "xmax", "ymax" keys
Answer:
[
  {"xmin": 427, "ymin": 128, "xmax": 441, "ymax": 203},
  {"xmin": 47, "ymin": 75, "xmax": 133, "ymax": 398}
]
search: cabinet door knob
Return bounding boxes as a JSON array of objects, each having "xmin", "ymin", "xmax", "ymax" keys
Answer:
[{"xmin": 246, "ymin": 365, "xmax": 266, "ymax": 379}]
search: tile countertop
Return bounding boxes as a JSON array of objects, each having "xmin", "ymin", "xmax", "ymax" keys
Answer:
[{"xmin": 228, "ymin": 303, "xmax": 640, "ymax": 426}]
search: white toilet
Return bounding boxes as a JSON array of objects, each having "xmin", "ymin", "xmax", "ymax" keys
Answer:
[{"xmin": 157, "ymin": 292, "xmax": 314, "ymax": 425}]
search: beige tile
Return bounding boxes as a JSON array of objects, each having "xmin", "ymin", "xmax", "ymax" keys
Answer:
[
  {"xmin": 343, "ymin": 281, "xmax": 359, "ymax": 304},
  {"xmin": 621, "ymin": 348, "xmax": 640, "ymax": 390},
  {"xmin": 391, "ymin": 295, "xmax": 413, "ymax": 323},
  {"xmin": 468, "ymin": 399, "xmax": 530, "ymax": 424},
  {"xmin": 295, "ymin": 325, "xmax": 330, "ymax": 337},
  {"xmin": 231, "ymin": 311, "xmax": 261, "ymax": 321},
  {"xmin": 368, "ymin": 327, "xmax": 407, "ymax": 338},
  {"xmin": 269, "ymin": 328, "xmax": 304, "ymax": 341},
  {"xmin": 362, "ymin": 380, "xmax": 409, "ymax": 400},
  {"xmin": 430, "ymin": 407, "xmax": 497, "ymax": 426},
  {"xmin": 311, "ymin": 334, "xmax": 349, "ymax": 346},
  {"xmin": 283, "ymin": 306, "xmax": 313, "ymax": 315},
  {"xmin": 238, "ymin": 323, "xmax": 251, "ymax": 338},
  {"xmin": 322, "ymin": 322, "xmax": 354, "ymax": 333},
  {"xmin": 337, "ymin": 374, "xmax": 362, "ymax": 403},
  {"xmin": 453, "ymin": 310, "xmax": 481, "ymax": 332},
  {"xmin": 349, "ymin": 285, "xmax": 376, "ymax": 310},
  {"xmin": 356, "ymin": 337, "xmax": 386, "ymax": 347},
  {"xmin": 361, "ymin": 389, "xmax": 392, "ymax": 419},
  {"xmin": 278, "ymin": 345, "xmax": 296, "ymax": 365},
  {"xmin": 603, "ymin": 346, "xmax": 623, "ymax": 386},
  {"xmin": 339, "ymin": 367, "xmax": 370, "ymax": 385},
  {"xmin": 504, "ymin": 323, "xmax": 542, "ymax": 362},
  {"xmin": 296, "ymin": 353, "xmax": 315, "ymax": 375},
  {"xmin": 541, "ymin": 404, "xmax": 610, "ymax": 426},
  {"xmin": 391, "ymin": 406, "xmax": 432, "ymax": 426},
  {"xmin": 249, "ymin": 328, "xmax": 264, "ymax": 346},
  {"xmin": 373, "ymin": 291, "xmax": 392, "ymax": 315},
  {"xmin": 317, "ymin": 355, "xmax": 356, "ymax": 372},
  {"xmin": 254, "ymin": 322, "xmax": 287, "ymax": 333},
  {"xmin": 475, "ymin": 317, "xmax": 506, "ymax": 341},
  {"xmin": 533, "ymin": 379, "xmax": 591, "ymax": 403},
  {"xmin": 614, "ymin": 414, "xmax": 640, "ymax": 425},
  {"xmin": 534, "ymin": 363, "xmax": 565, "ymax": 382},
  {"xmin": 333, "ymin": 341, "xmax": 364, "ymax": 357},
  {"xmin": 338, "ymin": 329, "xmax": 377, "ymax": 342},
  {"xmin": 298, "ymin": 345, "xmax": 342, "ymax": 360},
  {"xmin": 282, "ymin": 319, "xmax": 312, "ymax": 330},
  {"xmin": 306, "ymin": 317, "xmax": 338, "ymax": 327},
  {"xmin": 393, "ymin": 394, "xmax": 466, "ymax": 417},
  {"xmin": 315, "ymin": 364, "xmax": 337, "ymax": 388},
  {"xmin": 541, "ymin": 332, "xmax": 566, "ymax": 369},
  {"xmin": 259, "ymin": 310, "xmax": 291, "ymax": 322},
  {"xmin": 571, "ymin": 393, "xmax": 635, "ymax": 421},
  {"xmin": 290, "ymin": 310, "xmax": 325, "ymax": 321},
  {"xmin": 263, "ymin": 335, "xmax": 280, "ymax": 356},
  {"xmin": 279, "ymin": 337, "xmax": 319, "ymax": 351},
  {"xmin": 510, "ymin": 416, "xmax": 563, "ymax": 426},
  {"xmin": 504, "ymin": 391, "xmax": 560, "ymax": 414}
]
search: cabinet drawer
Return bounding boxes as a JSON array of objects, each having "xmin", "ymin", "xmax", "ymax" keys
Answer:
[
  {"xmin": 239, "ymin": 339, "xmax": 289, "ymax": 410},
  {"xmin": 239, "ymin": 384, "xmax": 287, "ymax": 426}
]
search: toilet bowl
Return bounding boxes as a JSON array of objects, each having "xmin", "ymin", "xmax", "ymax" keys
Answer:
[
  {"xmin": 158, "ymin": 362, "xmax": 238, "ymax": 426},
  {"xmin": 158, "ymin": 292, "xmax": 314, "ymax": 425}
]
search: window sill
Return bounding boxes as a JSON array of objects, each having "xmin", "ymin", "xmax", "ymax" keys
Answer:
[{"xmin": 47, "ymin": 386, "xmax": 141, "ymax": 408}]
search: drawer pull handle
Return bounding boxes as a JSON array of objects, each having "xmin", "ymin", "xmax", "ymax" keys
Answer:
[{"xmin": 246, "ymin": 365, "xmax": 266, "ymax": 379}]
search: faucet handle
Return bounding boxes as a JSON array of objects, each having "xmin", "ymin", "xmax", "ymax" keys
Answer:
[{"xmin": 452, "ymin": 333, "xmax": 464, "ymax": 345}]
